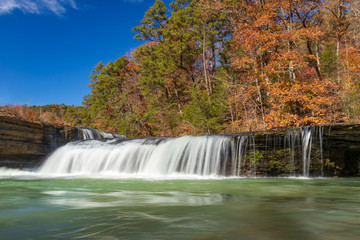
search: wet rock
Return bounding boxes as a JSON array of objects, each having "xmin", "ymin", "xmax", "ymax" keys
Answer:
[{"xmin": 1, "ymin": 115, "xmax": 359, "ymax": 176}]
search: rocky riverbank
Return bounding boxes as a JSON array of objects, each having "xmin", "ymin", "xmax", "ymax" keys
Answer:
[
  {"xmin": 0, "ymin": 115, "xmax": 359, "ymax": 176},
  {"xmin": 224, "ymin": 124, "xmax": 360, "ymax": 177},
  {"xmin": 0, "ymin": 115, "xmax": 79, "ymax": 168}
]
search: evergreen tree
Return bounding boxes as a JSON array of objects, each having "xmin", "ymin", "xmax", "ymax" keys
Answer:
[
  {"xmin": 132, "ymin": 0, "xmax": 168, "ymax": 42},
  {"xmin": 62, "ymin": 0, "xmax": 360, "ymax": 137}
]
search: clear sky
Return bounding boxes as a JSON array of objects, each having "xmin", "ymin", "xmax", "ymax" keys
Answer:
[{"xmin": 0, "ymin": 0, "xmax": 169, "ymax": 106}]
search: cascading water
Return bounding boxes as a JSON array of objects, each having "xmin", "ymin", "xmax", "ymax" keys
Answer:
[
  {"xmin": 250, "ymin": 135, "xmax": 256, "ymax": 176},
  {"xmin": 284, "ymin": 131, "xmax": 300, "ymax": 176},
  {"xmin": 39, "ymin": 136, "xmax": 232, "ymax": 177},
  {"xmin": 319, "ymin": 126, "xmax": 324, "ymax": 177},
  {"xmin": 36, "ymin": 126, "xmax": 325, "ymax": 178},
  {"xmin": 231, "ymin": 136, "xmax": 248, "ymax": 176},
  {"xmin": 301, "ymin": 126, "xmax": 313, "ymax": 177},
  {"xmin": 77, "ymin": 127, "xmax": 126, "ymax": 140}
]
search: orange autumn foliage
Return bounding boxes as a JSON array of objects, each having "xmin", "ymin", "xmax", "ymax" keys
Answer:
[{"xmin": 209, "ymin": 0, "xmax": 349, "ymax": 130}]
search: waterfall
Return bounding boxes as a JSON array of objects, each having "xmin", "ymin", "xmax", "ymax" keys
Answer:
[
  {"xmin": 319, "ymin": 126, "xmax": 324, "ymax": 177},
  {"xmin": 39, "ymin": 136, "xmax": 232, "ymax": 177},
  {"xmin": 250, "ymin": 135, "xmax": 256, "ymax": 176},
  {"xmin": 231, "ymin": 136, "xmax": 248, "ymax": 176},
  {"xmin": 77, "ymin": 127, "xmax": 126, "ymax": 140},
  {"xmin": 301, "ymin": 126, "xmax": 313, "ymax": 177},
  {"xmin": 37, "ymin": 126, "xmax": 325, "ymax": 177},
  {"xmin": 285, "ymin": 131, "xmax": 300, "ymax": 176}
]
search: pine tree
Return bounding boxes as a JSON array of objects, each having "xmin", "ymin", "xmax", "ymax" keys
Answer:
[{"xmin": 132, "ymin": 0, "xmax": 168, "ymax": 42}]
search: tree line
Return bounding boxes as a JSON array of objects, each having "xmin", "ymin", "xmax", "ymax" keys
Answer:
[{"xmin": 3, "ymin": 0, "xmax": 360, "ymax": 137}]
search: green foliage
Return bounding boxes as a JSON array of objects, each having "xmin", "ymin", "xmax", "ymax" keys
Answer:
[
  {"xmin": 183, "ymin": 82, "xmax": 227, "ymax": 133},
  {"xmin": 63, "ymin": 106, "xmax": 89, "ymax": 126},
  {"xmin": 266, "ymin": 149, "xmax": 292, "ymax": 172},
  {"xmin": 320, "ymin": 44, "xmax": 340, "ymax": 78},
  {"xmin": 249, "ymin": 150, "xmax": 263, "ymax": 164},
  {"xmin": 132, "ymin": 0, "xmax": 168, "ymax": 42},
  {"xmin": 60, "ymin": 0, "xmax": 359, "ymax": 137},
  {"xmin": 80, "ymin": 56, "xmax": 147, "ymax": 136}
]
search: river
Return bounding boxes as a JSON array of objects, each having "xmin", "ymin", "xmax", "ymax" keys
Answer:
[{"xmin": 0, "ymin": 175, "xmax": 359, "ymax": 239}]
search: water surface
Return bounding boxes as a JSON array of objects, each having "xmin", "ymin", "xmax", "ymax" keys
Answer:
[{"xmin": 0, "ymin": 176, "xmax": 359, "ymax": 240}]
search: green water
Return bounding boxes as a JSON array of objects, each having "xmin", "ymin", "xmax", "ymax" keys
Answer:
[{"xmin": 0, "ymin": 177, "xmax": 359, "ymax": 240}]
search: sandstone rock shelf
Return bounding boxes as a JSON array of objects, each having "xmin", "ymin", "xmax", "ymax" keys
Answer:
[
  {"xmin": 0, "ymin": 116, "xmax": 79, "ymax": 168},
  {"xmin": 0, "ymin": 115, "xmax": 359, "ymax": 176}
]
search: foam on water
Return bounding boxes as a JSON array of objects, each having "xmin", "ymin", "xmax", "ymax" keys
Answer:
[{"xmin": 42, "ymin": 190, "xmax": 224, "ymax": 209}]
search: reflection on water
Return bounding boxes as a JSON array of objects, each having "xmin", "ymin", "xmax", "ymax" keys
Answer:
[
  {"xmin": 0, "ymin": 177, "xmax": 359, "ymax": 240},
  {"xmin": 42, "ymin": 190, "xmax": 224, "ymax": 208}
]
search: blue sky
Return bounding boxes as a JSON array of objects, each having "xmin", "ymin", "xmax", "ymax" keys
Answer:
[{"xmin": 0, "ymin": 0, "xmax": 170, "ymax": 106}]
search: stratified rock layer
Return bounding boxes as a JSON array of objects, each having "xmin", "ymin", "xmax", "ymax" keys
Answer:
[
  {"xmin": 224, "ymin": 124, "xmax": 360, "ymax": 177},
  {"xmin": 0, "ymin": 115, "xmax": 359, "ymax": 176},
  {"xmin": 324, "ymin": 124, "xmax": 360, "ymax": 176},
  {"xmin": 0, "ymin": 116, "xmax": 79, "ymax": 168}
]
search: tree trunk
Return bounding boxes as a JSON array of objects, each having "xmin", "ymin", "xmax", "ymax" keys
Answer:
[
  {"xmin": 172, "ymin": 77, "xmax": 182, "ymax": 114},
  {"xmin": 203, "ymin": 30, "xmax": 211, "ymax": 96}
]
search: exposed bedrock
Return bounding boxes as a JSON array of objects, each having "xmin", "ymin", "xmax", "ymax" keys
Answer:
[
  {"xmin": 223, "ymin": 124, "xmax": 360, "ymax": 177},
  {"xmin": 0, "ymin": 116, "xmax": 125, "ymax": 169},
  {"xmin": 0, "ymin": 116, "xmax": 79, "ymax": 168},
  {"xmin": 0, "ymin": 115, "xmax": 359, "ymax": 176}
]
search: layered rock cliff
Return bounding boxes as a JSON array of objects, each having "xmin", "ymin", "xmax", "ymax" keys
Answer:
[
  {"xmin": 0, "ymin": 115, "xmax": 359, "ymax": 176},
  {"xmin": 0, "ymin": 115, "xmax": 79, "ymax": 168},
  {"xmin": 224, "ymin": 124, "xmax": 360, "ymax": 177}
]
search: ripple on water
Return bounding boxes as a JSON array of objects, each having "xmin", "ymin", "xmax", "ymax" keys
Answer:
[{"xmin": 42, "ymin": 190, "xmax": 224, "ymax": 209}]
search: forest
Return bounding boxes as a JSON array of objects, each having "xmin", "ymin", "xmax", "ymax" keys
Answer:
[{"xmin": 2, "ymin": 0, "xmax": 360, "ymax": 138}]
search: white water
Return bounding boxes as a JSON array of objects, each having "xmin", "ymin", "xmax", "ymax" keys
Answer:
[
  {"xmin": 301, "ymin": 126, "xmax": 313, "ymax": 177},
  {"xmin": 285, "ymin": 131, "xmax": 300, "ymax": 176},
  {"xmin": 78, "ymin": 127, "xmax": 126, "ymax": 140},
  {"xmin": 231, "ymin": 136, "xmax": 248, "ymax": 176},
  {"xmin": 319, "ymin": 126, "xmax": 324, "ymax": 177},
  {"xmin": 0, "ymin": 127, "xmax": 326, "ymax": 178},
  {"xmin": 39, "ymin": 136, "xmax": 232, "ymax": 177}
]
